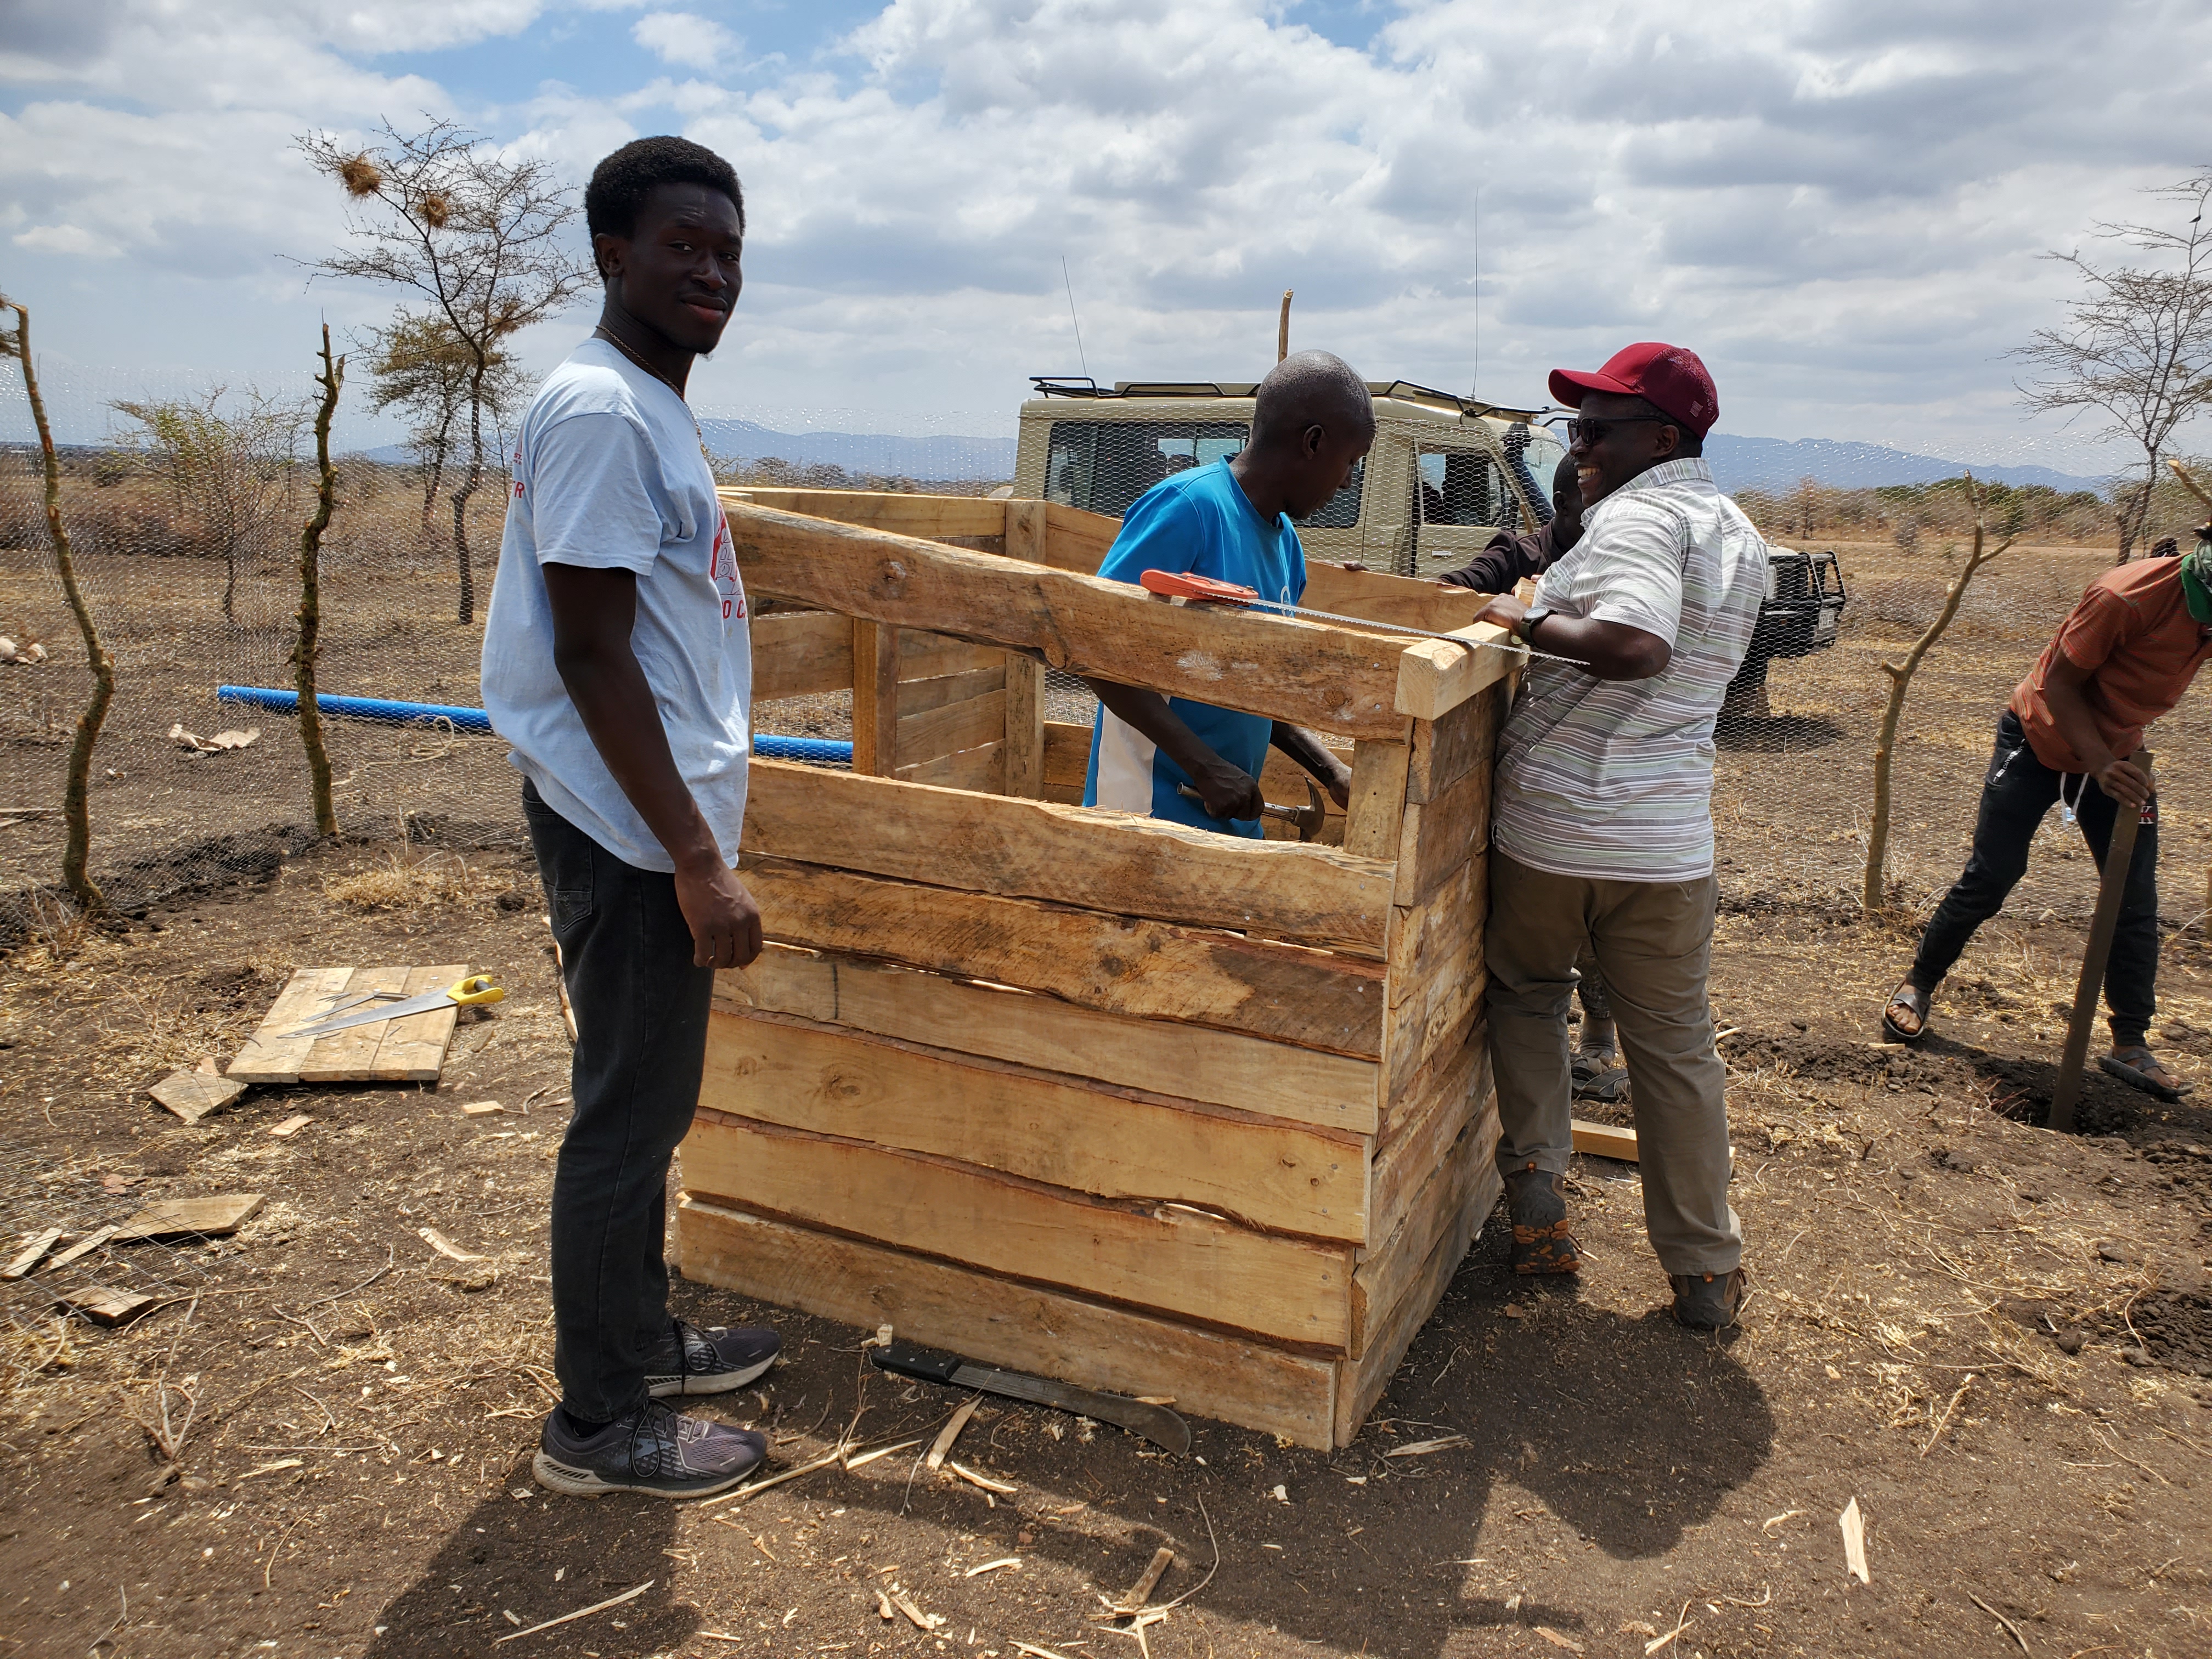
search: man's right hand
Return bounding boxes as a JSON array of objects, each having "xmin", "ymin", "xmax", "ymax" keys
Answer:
[
  {"xmin": 674, "ymin": 860, "xmax": 765, "ymax": 969},
  {"xmin": 1189, "ymin": 759, "xmax": 1265, "ymax": 822},
  {"xmin": 2096, "ymin": 755, "xmax": 2153, "ymax": 810}
]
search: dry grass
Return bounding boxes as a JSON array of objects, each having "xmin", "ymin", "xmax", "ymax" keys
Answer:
[{"xmin": 321, "ymin": 847, "xmax": 516, "ymax": 915}]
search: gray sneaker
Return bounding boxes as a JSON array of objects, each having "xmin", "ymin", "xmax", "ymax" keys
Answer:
[
  {"xmin": 645, "ymin": 1318, "xmax": 781, "ymax": 1398},
  {"xmin": 1669, "ymin": 1266, "xmax": 1750, "ymax": 1330},
  {"xmin": 533, "ymin": 1398, "xmax": 766, "ymax": 1499}
]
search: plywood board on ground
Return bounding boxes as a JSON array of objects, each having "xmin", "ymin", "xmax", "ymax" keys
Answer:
[
  {"xmin": 677, "ymin": 1197, "xmax": 1339, "ymax": 1447},
  {"xmin": 741, "ymin": 858, "xmax": 1386, "ymax": 1056},
  {"xmin": 716, "ymin": 945, "xmax": 1381, "ymax": 1135},
  {"xmin": 700, "ymin": 1008, "xmax": 1367, "ymax": 1241},
  {"xmin": 111, "ymin": 1193, "xmax": 265, "ymax": 1242},
  {"xmin": 147, "ymin": 1069, "xmax": 246, "ymax": 1125},
  {"xmin": 680, "ymin": 1114, "xmax": 1354, "ymax": 1349},
  {"xmin": 743, "ymin": 760, "xmax": 1392, "ymax": 956},
  {"xmin": 228, "ymin": 965, "xmax": 468, "ymax": 1085},
  {"xmin": 56, "ymin": 1286, "xmax": 155, "ymax": 1327}
]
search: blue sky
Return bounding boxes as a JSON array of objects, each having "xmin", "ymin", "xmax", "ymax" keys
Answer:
[{"xmin": 4, "ymin": 1, "xmax": 2211, "ymax": 469}]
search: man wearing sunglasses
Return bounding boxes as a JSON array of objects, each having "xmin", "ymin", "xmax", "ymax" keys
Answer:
[{"xmin": 1469, "ymin": 342, "xmax": 1768, "ymax": 1330}]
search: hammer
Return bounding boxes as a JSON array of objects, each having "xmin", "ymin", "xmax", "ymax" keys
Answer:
[{"xmin": 1177, "ymin": 780, "xmax": 1327, "ymax": 842}]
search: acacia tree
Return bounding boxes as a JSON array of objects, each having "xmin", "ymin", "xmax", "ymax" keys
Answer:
[
  {"xmin": 2015, "ymin": 169, "xmax": 2212, "ymax": 562},
  {"xmin": 367, "ymin": 310, "xmax": 526, "ymax": 552},
  {"xmin": 112, "ymin": 387, "xmax": 303, "ymax": 624},
  {"xmin": 298, "ymin": 121, "xmax": 592, "ymax": 622}
]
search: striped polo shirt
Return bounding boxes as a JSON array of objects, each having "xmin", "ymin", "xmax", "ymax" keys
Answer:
[{"xmin": 1492, "ymin": 457, "xmax": 1768, "ymax": 883}]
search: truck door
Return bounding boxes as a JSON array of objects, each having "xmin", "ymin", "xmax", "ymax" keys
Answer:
[{"xmin": 1409, "ymin": 447, "xmax": 1520, "ymax": 581}]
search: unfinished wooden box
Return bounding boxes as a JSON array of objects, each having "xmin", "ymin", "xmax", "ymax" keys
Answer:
[{"xmin": 676, "ymin": 489, "xmax": 1518, "ymax": 1448}]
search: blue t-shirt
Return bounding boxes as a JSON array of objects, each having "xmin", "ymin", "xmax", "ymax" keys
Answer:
[
  {"xmin": 1083, "ymin": 460, "xmax": 1306, "ymax": 837},
  {"xmin": 480, "ymin": 339, "xmax": 751, "ymax": 873}
]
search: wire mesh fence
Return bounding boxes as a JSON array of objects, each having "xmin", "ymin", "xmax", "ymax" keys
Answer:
[{"xmin": 4, "ymin": 363, "xmax": 2207, "ymax": 950}]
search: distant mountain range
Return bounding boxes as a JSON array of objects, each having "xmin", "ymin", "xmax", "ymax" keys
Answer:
[{"xmin": 353, "ymin": 422, "xmax": 2112, "ymax": 495}]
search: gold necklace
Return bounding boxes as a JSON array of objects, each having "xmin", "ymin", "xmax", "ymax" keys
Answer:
[{"xmin": 592, "ymin": 326, "xmax": 715, "ymax": 473}]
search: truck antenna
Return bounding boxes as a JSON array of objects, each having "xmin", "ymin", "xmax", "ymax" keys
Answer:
[
  {"xmin": 1469, "ymin": 187, "xmax": 1481, "ymax": 398},
  {"xmin": 1062, "ymin": 256, "xmax": 1090, "ymax": 381}
]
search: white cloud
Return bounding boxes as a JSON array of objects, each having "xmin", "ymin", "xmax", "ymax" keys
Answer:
[
  {"xmin": 633, "ymin": 10, "xmax": 742, "ymax": 72},
  {"xmin": 4, "ymin": 0, "xmax": 2212, "ymax": 467}
]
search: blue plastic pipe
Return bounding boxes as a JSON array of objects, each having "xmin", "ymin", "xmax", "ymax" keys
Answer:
[{"xmin": 215, "ymin": 685, "xmax": 853, "ymax": 765}]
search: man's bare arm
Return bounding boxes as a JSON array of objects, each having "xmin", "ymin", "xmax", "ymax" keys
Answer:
[
  {"xmin": 1469, "ymin": 592, "xmax": 1672, "ymax": 680},
  {"xmin": 2043, "ymin": 653, "xmax": 2151, "ymax": 808},
  {"xmin": 1084, "ymin": 678, "xmax": 1263, "ymax": 820},
  {"xmin": 1268, "ymin": 724, "xmax": 1352, "ymax": 809},
  {"xmin": 544, "ymin": 562, "xmax": 763, "ymax": 968}
]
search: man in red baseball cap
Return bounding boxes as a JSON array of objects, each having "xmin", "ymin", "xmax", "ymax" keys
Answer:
[{"xmin": 1471, "ymin": 341, "xmax": 1765, "ymax": 1330}]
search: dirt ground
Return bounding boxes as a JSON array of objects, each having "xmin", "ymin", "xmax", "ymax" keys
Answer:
[{"xmin": 0, "ymin": 827, "xmax": 2207, "ymax": 1659}]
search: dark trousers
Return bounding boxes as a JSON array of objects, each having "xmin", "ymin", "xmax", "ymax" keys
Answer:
[
  {"xmin": 1910, "ymin": 710, "xmax": 2160, "ymax": 1048},
  {"xmin": 522, "ymin": 780, "xmax": 715, "ymax": 1422}
]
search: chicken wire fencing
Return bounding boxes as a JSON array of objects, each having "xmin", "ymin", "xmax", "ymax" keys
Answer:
[{"xmin": 1, "ymin": 362, "xmax": 2203, "ymax": 943}]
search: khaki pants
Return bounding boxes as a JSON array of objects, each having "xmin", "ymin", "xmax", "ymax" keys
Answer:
[{"xmin": 1484, "ymin": 850, "xmax": 1741, "ymax": 1276}]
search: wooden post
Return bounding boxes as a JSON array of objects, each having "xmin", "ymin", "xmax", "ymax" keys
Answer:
[
  {"xmin": 850, "ymin": 619, "xmax": 900, "ymax": 776},
  {"xmin": 2049, "ymin": 751, "xmax": 2152, "ymax": 1134},
  {"xmin": 1001, "ymin": 499, "xmax": 1049, "ymax": 797},
  {"xmin": 1278, "ymin": 290, "xmax": 1293, "ymax": 364},
  {"xmin": 1342, "ymin": 740, "xmax": 1410, "ymax": 860}
]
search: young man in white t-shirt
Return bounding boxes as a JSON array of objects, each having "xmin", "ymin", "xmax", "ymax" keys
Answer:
[{"xmin": 481, "ymin": 137, "xmax": 776, "ymax": 1498}]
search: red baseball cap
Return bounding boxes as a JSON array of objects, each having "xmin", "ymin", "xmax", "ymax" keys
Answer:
[{"xmin": 1549, "ymin": 342, "xmax": 1718, "ymax": 438}]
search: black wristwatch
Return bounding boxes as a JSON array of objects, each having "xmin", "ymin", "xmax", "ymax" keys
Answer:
[{"xmin": 1515, "ymin": 607, "xmax": 1549, "ymax": 646}]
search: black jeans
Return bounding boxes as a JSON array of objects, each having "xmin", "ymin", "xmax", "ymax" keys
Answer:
[
  {"xmin": 522, "ymin": 780, "xmax": 715, "ymax": 1422},
  {"xmin": 1910, "ymin": 710, "xmax": 2160, "ymax": 1048}
]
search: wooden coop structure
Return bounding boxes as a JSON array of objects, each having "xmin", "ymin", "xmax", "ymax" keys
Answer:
[{"xmin": 676, "ymin": 488, "xmax": 1522, "ymax": 1449}]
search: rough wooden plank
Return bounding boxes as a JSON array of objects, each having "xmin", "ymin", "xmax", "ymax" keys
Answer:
[
  {"xmin": 1043, "ymin": 719, "xmax": 1091, "ymax": 797},
  {"xmin": 699, "ymin": 1009, "xmax": 1367, "ymax": 1241},
  {"xmin": 896, "ymin": 664, "xmax": 1005, "ymax": 718},
  {"xmin": 894, "ymin": 742, "xmax": 1005, "ymax": 793},
  {"xmin": 717, "ymin": 945, "xmax": 1381, "ymax": 1135},
  {"xmin": 56, "ymin": 1285, "xmax": 155, "ymax": 1327},
  {"xmin": 1003, "ymin": 654, "xmax": 1045, "ymax": 799},
  {"xmin": 1572, "ymin": 1119, "xmax": 1639, "ymax": 1162},
  {"xmin": 1381, "ymin": 902, "xmax": 1487, "ymax": 1110},
  {"xmin": 1393, "ymin": 753, "xmax": 1490, "ymax": 905},
  {"xmin": 677, "ymin": 1198, "xmax": 1338, "ymax": 1447},
  {"xmin": 366, "ymin": 962, "xmax": 472, "ymax": 1082},
  {"xmin": 1041, "ymin": 501, "xmax": 1120, "ymax": 573},
  {"xmin": 2, "ymin": 1227, "xmax": 61, "ymax": 1280},
  {"xmin": 1348, "ymin": 1106, "xmax": 1500, "ymax": 1366},
  {"xmin": 1342, "ymin": 740, "xmax": 1412, "ymax": 862},
  {"xmin": 1394, "ymin": 623, "xmax": 1521, "ymax": 723},
  {"xmin": 1338, "ymin": 1135, "xmax": 1502, "ymax": 1442},
  {"xmin": 752, "ymin": 610, "xmax": 854, "ymax": 702},
  {"xmin": 742, "ymin": 857, "xmax": 1386, "ymax": 1056},
  {"xmin": 147, "ymin": 1069, "xmax": 246, "ymax": 1125},
  {"xmin": 1385, "ymin": 998, "xmax": 1482, "ymax": 1126},
  {"xmin": 1386, "ymin": 854, "xmax": 1486, "ymax": 1010},
  {"xmin": 722, "ymin": 500, "xmax": 1415, "ymax": 740},
  {"xmin": 227, "ymin": 966, "xmax": 356, "ymax": 1085},
  {"xmin": 111, "ymin": 1194, "xmax": 264, "ymax": 1242},
  {"xmin": 724, "ymin": 488, "xmax": 1010, "ymax": 543},
  {"xmin": 743, "ymin": 759, "xmax": 1392, "ymax": 957},
  {"xmin": 1367, "ymin": 1034, "xmax": 1488, "ymax": 1255},
  {"xmin": 41, "ymin": 1225, "xmax": 117, "ymax": 1275},
  {"xmin": 1407, "ymin": 679, "xmax": 1500, "ymax": 805},
  {"xmin": 901, "ymin": 630, "xmax": 1005, "ymax": 680},
  {"xmin": 294, "ymin": 964, "xmax": 413, "ymax": 1084},
  {"xmin": 850, "ymin": 619, "xmax": 900, "ymax": 776},
  {"xmin": 680, "ymin": 1115, "xmax": 1353, "ymax": 1349},
  {"xmin": 1303, "ymin": 563, "xmax": 1490, "ymax": 636},
  {"xmin": 1005, "ymin": 498, "xmax": 1048, "ymax": 563},
  {"xmin": 895, "ymin": 688, "xmax": 1007, "ymax": 769}
]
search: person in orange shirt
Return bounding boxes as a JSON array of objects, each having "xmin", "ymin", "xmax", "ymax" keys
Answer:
[{"xmin": 1883, "ymin": 538, "xmax": 2212, "ymax": 1098}]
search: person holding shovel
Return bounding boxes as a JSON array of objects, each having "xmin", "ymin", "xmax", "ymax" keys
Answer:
[
  {"xmin": 1081, "ymin": 351, "xmax": 1369, "ymax": 832},
  {"xmin": 482, "ymin": 136, "xmax": 779, "ymax": 1499},
  {"xmin": 1881, "ymin": 528, "xmax": 2212, "ymax": 1098}
]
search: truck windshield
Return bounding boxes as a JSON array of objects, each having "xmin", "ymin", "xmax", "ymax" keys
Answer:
[{"xmin": 1044, "ymin": 419, "xmax": 1365, "ymax": 527}]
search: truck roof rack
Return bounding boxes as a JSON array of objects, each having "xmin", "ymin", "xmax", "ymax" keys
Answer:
[{"xmin": 1027, "ymin": 374, "xmax": 1542, "ymax": 423}]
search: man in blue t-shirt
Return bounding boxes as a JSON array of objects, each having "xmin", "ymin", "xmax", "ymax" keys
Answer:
[{"xmin": 1083, "ymin": 353, "xmax": 1374, "ymax": 832}]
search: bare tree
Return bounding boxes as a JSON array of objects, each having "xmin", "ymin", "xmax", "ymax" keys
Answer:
[
  {"xmin": 3, "ymin": 292, "xmax": 114, "ymax": 913},
  {"xmin": 294, "ymin": 325, "xmax": 345, "ymax": 839},
  {"xmin": 111, "ymin": 387, "xmax": 302, "ymax": 625},
  {"xmin": 298, "ymin": 120, "xmax": 592, "ymax": 623},
  {"xmin": 367, "ymin": 309, "xmax": 525, "ymax": 554},
  {"xmin": 2015, "ymin": 170, "xmax": 2212, "ymax": 562}
]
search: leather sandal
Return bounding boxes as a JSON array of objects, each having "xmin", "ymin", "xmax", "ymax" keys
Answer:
[
  {"xmin": 2099, "ymin": 1046, "xmax": 2192, "ymax": 1101},
  {"xmin": 1882, "ymin": 980, "xmax": 1931, "ymax": 1044}
]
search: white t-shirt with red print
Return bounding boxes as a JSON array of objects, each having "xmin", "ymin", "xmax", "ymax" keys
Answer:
[{"xmin": 481, "ymin": 337, "xmax": 752, "ymax": 873}]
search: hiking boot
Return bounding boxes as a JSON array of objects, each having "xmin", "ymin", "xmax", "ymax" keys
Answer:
[
  {"xmin": 645, "ymin": 1318, "xmax": 781, "ymax": 1398},
  {"xmin": 533, "ymin": 1397, "xmax": 766, "ymax": 1499},
  {"xmin": 1669, "ymin": 1266, "xmax": 1750, "ymax": 1330},
  {"xmin": 1504, "ymin": 1160, "xmax": 1579, "ymax": 1275}
]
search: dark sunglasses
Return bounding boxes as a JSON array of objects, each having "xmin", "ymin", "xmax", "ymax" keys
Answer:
[{"xmin": 1564, "ymin": 415, "xmax": 1673, "ymax": 446}]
